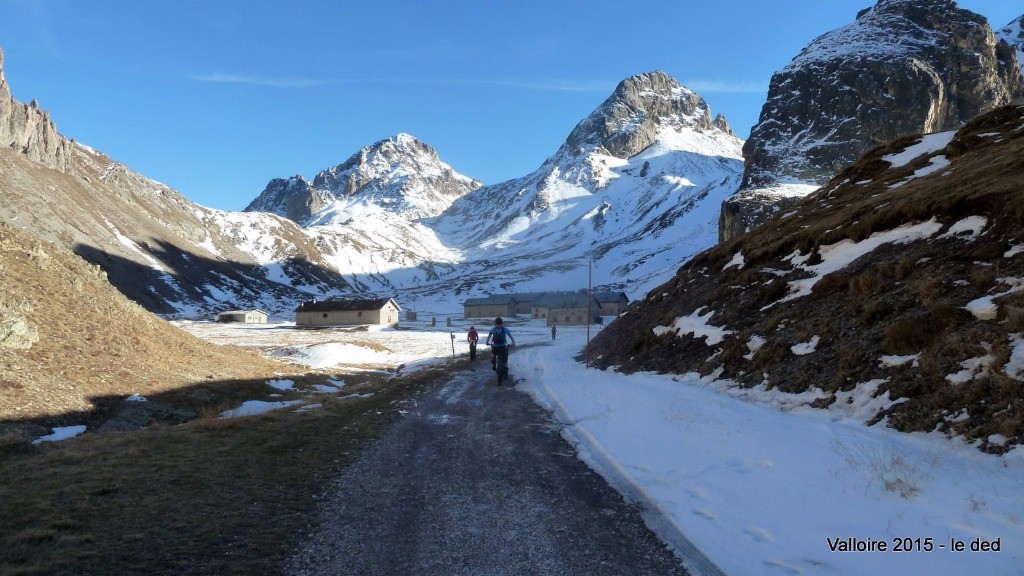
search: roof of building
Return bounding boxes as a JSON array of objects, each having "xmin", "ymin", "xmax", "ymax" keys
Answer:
[
  {"xmin": 464, "ymin": 291, "xmax": 627, "ymax": 308},
  {"xmin": 295, "ymin": 298, "xmax": 400, "ymax": 313},
  {"xmin": 217, "ymin": 309, "xmax": 269, "ymax": 316},
  {"xmin": 540, "ymin": 294, "xmax": 599, "ymax": 309},
  {"xmin": 592, "ymin": 291, "xmax": 629, "ymax": 303},
  {"xmin": 463, "ymin": 295, "xmax": 519, "ymax": 306}
]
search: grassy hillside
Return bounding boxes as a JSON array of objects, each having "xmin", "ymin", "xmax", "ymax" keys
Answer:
[
  {"xmin": 591, "ymin": 103, "xmax": 1024, "ymax": 452},
  {"xmin": 0, "ymin": 221, "xmax": 287, "ymax": 426}
]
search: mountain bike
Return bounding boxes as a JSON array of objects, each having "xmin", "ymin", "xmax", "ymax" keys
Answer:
[{"xmin": 494, "ymin": 345, "xmax": 512, "ymax": 386}]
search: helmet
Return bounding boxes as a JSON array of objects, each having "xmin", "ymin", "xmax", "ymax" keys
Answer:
[{"xmin": 494, "ymin": 317, "xmax": 503, "ymax": 325}]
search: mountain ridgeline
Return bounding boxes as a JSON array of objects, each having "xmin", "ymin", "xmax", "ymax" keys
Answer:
[
  {"xmin": 720, "ymin": 0, "xmax": 1024, "ymax": 242},
  {"xmin": 249, "ymin": 70, "xmax": 745, "ymax": 302},
  {"xmin": 0, "ymin": 0, "xmax": 1022, "ymax": 325}
]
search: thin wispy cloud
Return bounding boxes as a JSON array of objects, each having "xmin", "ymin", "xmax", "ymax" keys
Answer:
[
  {"xmin": 191, "ymin": 73, "xmax": 328, "ymax": 88},
  {"xmin": 466, "ymin": 78, "xmax": 615, "ymax": 93},
  {"xmin": 190, "ymin": 72, "xmax": 613, "ymax": 93},
  {"xmin": 681, "ymin": 79, "xmax": 767, "ymax": 93}
]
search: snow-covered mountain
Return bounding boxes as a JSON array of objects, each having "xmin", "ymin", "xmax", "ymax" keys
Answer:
[
  {"xmin": 426, "ymin": 71, "xmax": 743, "ymax": 295},
  {"xmin": 246, "ymin": 134, "xmax": 482, "ymax": 295},
  {"xmin": 251, "ymin": 71, "xmax": 744, "ymax": 303},
  {"xmin": 721, "ymin": 0, "xmax": 1024, "ymax": 241},
  {"xmin": 247, "ymin": 133, "xmax": 481, "ymax": 224}
]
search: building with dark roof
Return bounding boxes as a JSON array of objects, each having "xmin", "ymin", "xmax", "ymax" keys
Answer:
[
  {"xmin": 463, "ymin": 295, "xmax": 518, "ymax": 319},
  {"xmin": 295, "ymin": 298, "xmax": 401, "ymax": 327}
]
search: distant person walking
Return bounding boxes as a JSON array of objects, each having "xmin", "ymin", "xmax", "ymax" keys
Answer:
[
  {"xmin": 551, "ymin": 323, "xmax": 557, "ymax": 341},
  {"xmin": 467, "ymin": 326, "xmax": 479, "ymax": 360},
  {"xmin": 486, "ymin": 317, "xmax": 516, "ymax": 371}
]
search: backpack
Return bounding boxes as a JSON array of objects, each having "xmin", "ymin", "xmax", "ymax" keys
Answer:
[{"xmin": 491, "ymin": 326, "xmax": 507, "ymax": 345}]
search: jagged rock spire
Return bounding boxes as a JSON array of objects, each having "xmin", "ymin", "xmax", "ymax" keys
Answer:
[{"xmin": 0, "ymin": 46, "xmax": 75, "ymax": 173}]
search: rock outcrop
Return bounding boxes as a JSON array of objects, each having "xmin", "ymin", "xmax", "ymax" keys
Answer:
[
  {"xmin": 0, "ymin": 48, "xmax": 75, "ymax": 173},
  {"xmin": 246, "ymin": 175, "xmax": 333, "ymax": 224},
  {"xmin": 721, "ymin": 0, "xmax": 1024, "ymax": 241}
]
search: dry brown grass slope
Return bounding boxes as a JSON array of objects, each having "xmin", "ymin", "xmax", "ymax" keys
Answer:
[
  {"xmin": 0, "ymin": 220, "xmax": 288, "ymax": 423},
  {"xmin": 591, "ymin": 103, "xmax": 1024, "ymax": 452}
]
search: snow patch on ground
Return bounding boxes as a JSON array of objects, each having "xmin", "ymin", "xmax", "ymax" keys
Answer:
[
  {"xmin": 653, "ymin": 307, "xmax": 732, "ymax": 345},
  {"xmin": 791, "ymin": 335, "xmax": 820, "ymax": 355},
  {"xmin": 882, "ymin": 132, "xmax": 956, "ymax": 168},
  {"xmin": 940, "ymin": 216, "xmax": 987, "ymax": 240},
  {"xmin": 879, "ymin": 354, "xmax": 919, "ymax": 368},
  {"xmin": 32, "ymin": 425, "xmax": 87, "ymax": 444},
  {"xmin": 965, "ymin": 277, "xmax": 1024, "ymax": 320},
  {"xmin": 777, "ymin": 220, "xmax": 943, "ymax": 305},
  {"xmin": 220, "ymin": 400, "xmax": 303, "ymax": 418}
]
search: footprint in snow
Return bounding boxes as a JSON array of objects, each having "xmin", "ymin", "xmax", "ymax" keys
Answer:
[
  {"xmin": 693, "ymin": 508, "xmax": 716, "ymax": 520},
  {"xmin": 745, "ymin": 527, "xmax": 774, "ymax": 542},
  {"xmin": 763, "ymin": 559, "xmax": 802, "ymax": 574}
]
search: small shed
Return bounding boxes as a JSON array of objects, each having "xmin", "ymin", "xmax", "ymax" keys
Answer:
[
  {"xmin": 216, "ymin": 309, "xmax": 269, "ymax": 324},
  {"xmin": 295, "ymin": 298, "xmax": 401, "ymax": 327},
  {"xmin": 463, "ymin": 295, "xmax": 518, "ymax": 319}
]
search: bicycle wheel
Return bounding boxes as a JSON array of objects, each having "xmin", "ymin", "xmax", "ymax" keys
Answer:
[{"xmin": 496, "ymin": 354, "xmax": 505, "ymax": 386}]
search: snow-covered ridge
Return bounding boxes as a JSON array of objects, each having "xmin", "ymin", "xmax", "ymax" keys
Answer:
[{"xmin": 998, "ymin": 14, "xmax": 1024, "ymax": 76}]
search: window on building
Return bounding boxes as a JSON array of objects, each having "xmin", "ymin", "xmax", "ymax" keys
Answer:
[{"xmin": 322, "ymin": 313, "xmax": 328, "ymax": 318}]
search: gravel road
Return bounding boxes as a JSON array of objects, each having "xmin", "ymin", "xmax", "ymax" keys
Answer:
[{"xmin": 288, "ymin": 361, "xmax": 690, "ymax": 576}]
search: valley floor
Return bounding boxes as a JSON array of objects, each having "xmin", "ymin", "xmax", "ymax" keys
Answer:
[{"xmin": 162, "ymin": 318, "xmax": 1024, "ymax": 574}]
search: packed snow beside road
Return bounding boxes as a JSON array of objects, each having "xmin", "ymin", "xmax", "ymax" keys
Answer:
[{"xmin": 517, "ymin": 329, "xmax": 1024, "ymax": 576}]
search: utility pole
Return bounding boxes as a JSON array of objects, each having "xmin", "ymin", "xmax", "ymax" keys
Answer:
[{"xmin": 586, "ymin": 259, "xmax": 592, "ymax": 369}]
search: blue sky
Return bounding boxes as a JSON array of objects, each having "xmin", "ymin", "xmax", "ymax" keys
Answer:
[{"xmin": 1, "ymin": 0, "xmax": 1020, "ymax": 210}]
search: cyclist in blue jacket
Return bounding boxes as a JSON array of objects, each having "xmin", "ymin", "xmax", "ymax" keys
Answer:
[{"xmin": 485, "ymin": 317, "xmax": 516, "ymax": 371}]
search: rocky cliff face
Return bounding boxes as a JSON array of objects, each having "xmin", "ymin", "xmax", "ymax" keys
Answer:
[
  {"xmin": 721, "ymin": 0, "xmax": 1024, "ymax": 241},
  {"xmin": 0, "ymin": 48, "xmax": 74, "ymax": 173}
]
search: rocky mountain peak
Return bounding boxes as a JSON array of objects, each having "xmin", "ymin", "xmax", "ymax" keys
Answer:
[
  {"xmin": 560, "ymin": 70, "xmax": 721, "ymax": 160},
  {"xmin": 0, "ymin": 47, "xmax": 75, "ymax": 173},
  {"xmin": 248, "ymin": 133, "xmax": 480, "ymax": 224}
]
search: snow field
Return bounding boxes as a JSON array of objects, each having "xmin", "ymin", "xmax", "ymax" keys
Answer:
[{"xmin": 516, "ymin": 329, "xmax": 1024, "ymax": 576}]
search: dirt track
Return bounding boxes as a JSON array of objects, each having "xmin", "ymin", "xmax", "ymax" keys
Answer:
[{"xmin": 287, "ymin": 361, "xmax": 689, "ymax": 576}]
